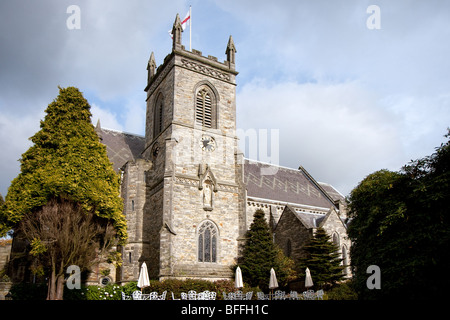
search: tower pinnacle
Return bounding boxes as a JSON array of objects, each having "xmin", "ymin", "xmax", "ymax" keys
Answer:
[
  {"xmin": 147, "ymin": 52, "xmax": 156, "ymax": 82},
  {"xmin": 172, "ymin": 14, "xmax": 183, "ymax": 50},
  {"xmin": 225, "ymin": 35, "xmax": 237, "ymax": 68}
]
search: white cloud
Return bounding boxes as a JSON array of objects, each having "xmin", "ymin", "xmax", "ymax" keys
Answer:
[
  {"xmin": 90, "ymin": 103, "xmax": 124, "ymax": 132},
  {"xmin": 0, "ymin": 112, "xmax": 43, "ymax": 196},
  {"xmin": 237, "ymin": 79, "xmax": 403, "ymax": 195},
  {"xmin": 123, "ymin": 97, "xmax": 146, "ymax": 135}
]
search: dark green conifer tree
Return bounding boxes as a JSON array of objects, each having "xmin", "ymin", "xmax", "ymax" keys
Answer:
[
  {"xmin": 1, "ymin": 86, "xmax": 126, "ymax": 241},
  {"xmin": 238, "ymin": 209, "xmax": 295, "ymax": 289},
  {"xmin": 0, "ymin": 87, "xmax": 127, "ymax": 299},
  {"xmin": 300, "ymin": 227, "xmax": 344, "ymax": 288}
]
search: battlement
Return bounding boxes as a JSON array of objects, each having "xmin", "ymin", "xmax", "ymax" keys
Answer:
[{"xmin": 145, "ymin": 14, "xmax": 237, "ymax": 93}]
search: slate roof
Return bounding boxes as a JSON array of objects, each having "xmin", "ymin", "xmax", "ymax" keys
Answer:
[
  {"xmin": 96, "ymin": 127, "xmax": 145, "ymax": 172},
  {"xmin": 243, "ymin": 159, "xmax": 341, "ymax": 210}
]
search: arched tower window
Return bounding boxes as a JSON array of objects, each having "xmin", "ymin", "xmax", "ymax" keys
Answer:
[
  {"xmin": 154, "ymin": 93, "xmax": 164, "ymax": 137},
  {"xmin": 195, "ymin": 86, "xmax": 216, "ymax": 128},
  {"xmin": 198, "ymin": 220, "xmax": 218, "ymax": 263}
]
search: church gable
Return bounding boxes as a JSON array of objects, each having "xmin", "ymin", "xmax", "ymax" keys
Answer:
[{"xmin": 274, "ymin": 205, "xmax": 313, "ymax": 263}]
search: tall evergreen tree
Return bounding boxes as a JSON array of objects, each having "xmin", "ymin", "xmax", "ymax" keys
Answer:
[
  {"xmin": 238, "ymin": 209, "xmax": 295, "ymax": 289},
  {"xmin": 0, "ymin": 87, "xmax": 126, "ymax": 299},
  {"xmin": 299, "ymin": 227, "xmax": 344, "ymax": 288},
  {"xmin": 1, "ymin": 86, "xmax": 126, "ymax": 241}
]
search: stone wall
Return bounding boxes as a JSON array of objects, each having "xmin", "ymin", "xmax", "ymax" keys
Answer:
[
  {"xmin": 320, "ymin": 209, "xmax": 352, "ymax": 277},
  {"xmin": 0, "ymin": 239, "xmax": 12, "ymax": 300},
  {"xmin": 0, "ymin": 239, "xmax": 11, "ymax": 273}
]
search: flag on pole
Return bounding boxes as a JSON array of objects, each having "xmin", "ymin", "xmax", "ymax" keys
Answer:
[{"xmin": 181, "ymin": 9, "xmax": 191, "ymax": 31}]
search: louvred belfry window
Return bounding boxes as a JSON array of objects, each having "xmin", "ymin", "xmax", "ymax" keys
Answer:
[
  {"xmin": 195, "ymin": 88, "xmax": 214, "ymax": 128},
  {"xmin": 154, "ymin": 94, "xmax": 164, "ymax": 136}
]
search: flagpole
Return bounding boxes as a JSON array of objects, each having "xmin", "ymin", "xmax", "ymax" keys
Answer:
[{"xmin": 189, "ymin": 5, "xmax": 192, "ymax": 51}]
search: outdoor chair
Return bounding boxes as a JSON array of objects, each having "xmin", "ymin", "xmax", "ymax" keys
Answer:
[
  {"xmin": 197, "ymin": 292, "xmax": 206, "ymax": 300},
  {"xmin": 228, "ymin": 292, "xmax": 236, "ymax": 300},
  {"xmin": 273, "ymin": 290, "xmax": 286, "ymax": 300},
  {"xmin": 245, "ymin": 291, "xmax": 253, "ymax": 300},
  {"xmin": 289, "ymin": 291, "xmax": 299, "ymax": 300},
  {"xmin": 235, "ymin": 290, "xmax": 244, "ymax": 300},
  {"xmin": 148, "ymin": 292, "xmax": 159, "ymax": 300},
  {"xmin": 159, "ymin": 290, "xmax": 167, "ymax": 300},
  {"xmin": 222, "ymin": 291, "xmax": 229, "ymax": 300},
  {"xmin": 188, "ymin": 290, "xmax": 197, "ymax": 300},
  {"xmin": 181, "ymin": 292, "xmax": 188, "ymax": 300},
  {"xmin": 257, "ymin": 292, "xmax": 268, "ymax": 300},
  {"xmin": 303, "ymin": 290, "xmax": 315, "ymax": 300},
  {"xmin": 121, "ymin": 292, "xmax": 132, "ymax": 300},
  {"xmin": 132, "ymin": 290, "xmax": 142, "ymax": 300},
  {"xmin": 202, "ymin": 290, "xmax": 216, "ymax": 300},
  {"xmin": 316, "ymin": 289, "xmax": 324, "ymax": 300},
  {"xmin": 208, "ymin": 291, "xmax": 217, "ymax": 300}
]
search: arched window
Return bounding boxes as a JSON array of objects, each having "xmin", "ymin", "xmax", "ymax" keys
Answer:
[
  {"xmin": 195, "ymin": 87, "xmax": 216, "ymax": 128},
  {"xmin": 154, "ymin": 93, "xmax": 164, "ymax": 136},
  {"xmin": 286, "ymin": 239, "xmax": 292, "ymax": 258},
  {"xmin": 198, "ymin": 220, "xmax": 218, "ymax": 263},
  {"xmin": 332, "ymin": 233, "xmax": 340, "ymax": 247}
]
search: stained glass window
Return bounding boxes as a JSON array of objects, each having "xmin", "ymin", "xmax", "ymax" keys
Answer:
[{"xmin": 198, "ymin": 220, "xmax": 218, "ymax": 263}]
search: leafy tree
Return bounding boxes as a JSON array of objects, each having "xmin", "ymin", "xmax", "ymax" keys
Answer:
[
  {"xmin": 348, "ymin": 130, "xmax": 450, "ymax": 299},
  {"xmin": 0, "ymin": 87, "xmax": 126, "ymax": 299},
  {"xmin": 0, "ymin": 194, "xmax": 7, "ymax": 236},
  {"xmin": 1, "ymin": 86, "xmax": 126, "ymax": 241},
  {"xmin": 18, "ymin": 198, "xmax": 116, "ymax": 300},
  {"xmin": 238, "ymin": 209, "xmax": 295, "ymax": 289},
  {"xmin": 298, "ymin": 227, "xmax": 344, "ymax": 288},
  {"xmin": 347, "ymin": 169, "xmax": 407, "ymax": 299}
]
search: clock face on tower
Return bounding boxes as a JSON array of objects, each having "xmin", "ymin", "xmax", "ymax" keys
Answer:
[{"xmin": 200, "ymin": 135, "xmax": 216, "ymax": 152}]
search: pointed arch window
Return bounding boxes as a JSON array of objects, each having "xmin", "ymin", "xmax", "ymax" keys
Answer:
[
  {"xmin": 198, "ymin": 220, "xmax": 218, "ymax": 263},
  {"xmin": 332, "ymin": 233, "xmax": 340, "ymax": 247},
  {"xmin": 154, "ymin": 94, "xmax": 164, "ymax": 137},
  {"xmin": 286, "ymin": 239, "xmax": 292, "ymax": 258},
  {"xmin": 195, "ymin": 87, "xmax": 216, "ymax": 128}
]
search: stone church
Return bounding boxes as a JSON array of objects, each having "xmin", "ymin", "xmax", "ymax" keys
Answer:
[{"xmin": 96, "ymin": 15, "xmax": 351, "ymax": 283}]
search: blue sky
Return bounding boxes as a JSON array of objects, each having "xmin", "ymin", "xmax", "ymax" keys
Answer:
[{"xmin": 1, "ymin": 0, "xmax": 450, "ymax": 197}]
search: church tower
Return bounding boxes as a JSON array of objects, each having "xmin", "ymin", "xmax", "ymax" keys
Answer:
[{"xmin": 122, "ymin": 14, "xmax": 245, "ymax": 280}]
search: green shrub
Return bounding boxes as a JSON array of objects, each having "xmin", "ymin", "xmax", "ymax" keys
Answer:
[
  {"xmin": 326, "ymin": 281, "xmax": 358, "ymax": 300},
  {"xmin": 9, "ymin": 283, "xmax": 47, "ymax": 300},
  {"xmin": 84, "ymin": 284, "xmax": 122, "ymax": 300}
]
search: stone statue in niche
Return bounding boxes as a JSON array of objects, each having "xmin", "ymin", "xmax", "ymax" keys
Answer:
[{"xmin": 203, "ymin": 180, "xmax": 213, "ymax": 209}]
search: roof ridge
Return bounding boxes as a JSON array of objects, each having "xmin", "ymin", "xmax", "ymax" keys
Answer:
[
  {"xmin": 243, "ymin": 158, "xmax": 300, "ymax": 173},
  {"xmin": 100, "ymin": 127, "xmax": 145, "ymax": 138}
]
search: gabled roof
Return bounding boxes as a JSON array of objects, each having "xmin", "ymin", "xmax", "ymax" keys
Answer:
[
  {"xmin": 96, "ymin": 126, "xmax": 145, "ymax": 172},
  {"xmin": 316, "ymin": 207, "xmax": 348, "ymax": 230},
  {"xmin": 244, "ymin": 159, "xmax": 340, "ymax": 210},
  {"xmin": 276, "ymin": 204, "xmax": 347, "ymax": 233},
  {"xmin": 276, "ymin": 205, "xmax": 326, "ymax": 231}
]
